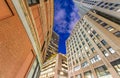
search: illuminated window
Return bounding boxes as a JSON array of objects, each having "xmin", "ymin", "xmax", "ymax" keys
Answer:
[
  {"xmin": 107, "ymin": 47, "xmax": 115, "ymax": 53},
  {"xmin": 111, "ymin": 59, "xmax": 120, "ymax": 75},
  {"xmin": 95, "ymin": 65, "xmax": 112, "ymax": 78}
]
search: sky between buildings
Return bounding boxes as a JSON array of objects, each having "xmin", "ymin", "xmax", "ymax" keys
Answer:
[{"xmin": 53, "ymin": 0, "xmax": 80, "ymax": 54}]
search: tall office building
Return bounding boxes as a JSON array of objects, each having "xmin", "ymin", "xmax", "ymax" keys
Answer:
[
  {"xmin": 66, "ymin": 1, "xmax": 120, "ymax": 78},
  {"xmin": 44, "ymin": 31, "xmax": 59, "ymax": 62},
  {"xmin": 74, "ymin": 0, "xmax": 120, "ymax": 20},
  {"xmin": 0, "ymin": 0, "xmax": 54, "ymax": 78},
  {"xmin": 73, "ymin": 0, "xmax": 101, "ymax": 17},
  {"xmin": 40, "ymin": 53, "xmax": 68, "ymax": 78}
]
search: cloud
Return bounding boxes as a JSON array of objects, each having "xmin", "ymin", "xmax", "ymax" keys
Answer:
[{"xmin": 54, "ymin": 0, "xmax": 80, "ymax": 34}]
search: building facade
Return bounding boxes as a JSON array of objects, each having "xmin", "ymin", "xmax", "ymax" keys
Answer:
[
  {"xmin": 73, "ymin": 0, "xmax": 101, "ymax": 17},
  {"xmin": 0, "ymin": 0, "xmax": 54, "ymax": 78},
  {"xmin": 40, "ymin": 54, "xmax": 68, "ymax": 78},
  {"xmin": 44, "ymin": 31, "xmax": 59, "ymax": 62},
  {"xmin": 66, "ymin": 1, "xmax": 120, "ymax": 78}
]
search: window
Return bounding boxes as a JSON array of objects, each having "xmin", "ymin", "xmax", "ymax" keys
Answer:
[
  {"xmin": 101, "ymin": 40, "xmax": 107, "ymax": 46},
  {"xmin": 95, "ymin": 65, "xmax": 111, "ymax": 78},
  {"xmin": 97, "ymin": 43, "xmax": 102, "ymax": 49},
  {"xmin": 76, "ymin": 74, "xmax": 82, "ymax": 78},
  {"xmin": 97, "ymin": 20, "xmax": 102, "ymax": 24},
  {"xmin": 97, "ymin": 2, "xmax": 104, "ymax": 6},
  {"xmin": 106, "ymin": 26, "xmax": 115, "ymax": 31},
  {"xmin": 109, "ymin": 3, "xmax": 113, "ymax": 6},
  {"xmin": 108, "ymin": 47, "xmax": 115, "ymax": 53},
  {"xmin": 114, "ymin": 31, "xmax": 120, "ymax": 37},
  {"xmin": 81, "ymin": 61, "xmax": 89, "ymax": 68},
  {"xmin": 91, "ymin": 47, "xmax": 95, "ymax": 53},
  {"xmin": 114, "ymin": 4, "xmax": 120, "ymax": 7},
  {"xmin": 90, "ymin": 55, "xmax": 101, "ymax": 64},
  {"xmin": 74, "ymin": 66, "xmax": 80, "ymax": 71},
  {"xmin": 84, "ymin": 71, "xmax": 93, "ymax": 78},
  {"xmin": 101, "ymin": 23, "xmax": 107, "ymax": 27},
  {"xmin": 102, "ymin": 50, "xmax": 109, "ymax": 57},
  {"xmin": 90, "ymin": 33, "xmax": 93, "ymax": 37},
  {"xmin": 92, "ymin": 30, "xmax": 96, "ymax": 34},
  {"xmin": 111, "ymin": 59, "xmax": 120, "ymax": 75},
  {"xmin": 27, "ymin": 0, "xmax": 40, "ymax": 6},
  {"xmin": 109, "ymin": 7, "xmax": 115, "ymax": 10}
]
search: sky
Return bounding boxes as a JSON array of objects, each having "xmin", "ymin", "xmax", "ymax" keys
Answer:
[{"xmin": 53, "ymin": 0, "xmax": 80, "ymax": 54}]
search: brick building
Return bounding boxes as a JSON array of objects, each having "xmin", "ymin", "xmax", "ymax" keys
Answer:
[{"xmin": 0, "ymin": 0, "xmax": 54, "ymax": 78}]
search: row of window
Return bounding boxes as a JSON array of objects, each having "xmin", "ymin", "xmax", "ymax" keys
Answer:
[
  {"xmin": 96, "ymin": 1, "xmax": 120, "ymax": 12},
  {"xmin": 81, "ymin": 18, "xmax": 116, "ymax": 57},
  {"xmin": 74, "ymin": 65, "xmax": 112, "ymax": 78},
  {"xmin": 87, "ymin": 13, "xmax": 120, "ymax": 37}
]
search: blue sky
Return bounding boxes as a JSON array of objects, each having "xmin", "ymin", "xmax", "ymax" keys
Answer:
[{"xmin": 53, "ymin": 0, "xmax": 80, "ymax": 54}]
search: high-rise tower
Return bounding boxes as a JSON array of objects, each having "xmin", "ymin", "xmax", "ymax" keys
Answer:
[{"xmin": 66, "ymin": 0, "xmax": 120, "ymax": 78}]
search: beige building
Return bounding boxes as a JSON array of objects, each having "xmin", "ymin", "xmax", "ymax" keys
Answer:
[
  {"xmin": 66, "ymin": 2, "xmax": 120, "ymax": 78},
  {"xmin": 40, "ymin": 54, "xmax": 68, "ymax": 78}
]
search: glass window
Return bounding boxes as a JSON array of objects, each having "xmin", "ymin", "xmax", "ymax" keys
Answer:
[
  {"xmin": 97, "ymin": 43, "xmax": 102, "ymax": 49},
  {"xmin": 106, "ymin": 26, "xmax": 115, "ymax": 31},
  {"xmin": 108, "ymin": 47, "xmax": 115, "ymax": 53},
  {"xmin": 101, "ymin": 23, "xmax": 107, "ymax": 27},
  {"xmin": 91, "ymin": 47, "xmax": 95, "ymax": 53},
  {"xmin": 84, "ymin": 71, "xmax": 93, "ymax": 78},
  {"xmin": 109, "ymin": 3, "xmax": 113, "ymax": 6},
  {"xmin": 27, "ymin": 0, "xmax": 40, "ymax": 6},
  {"xmin": 111, "ymin": 59, "xmax": 120, "ymax": 75},
  {"xmin": 97, "ymin": 20, "xmax": 102, "ymax": 24},
  {"xmin": 102, "ymin": 50, "xmax": 109, "ymax": 57},
  {"xmin": 109, "ymin": 7, "xmax": 115, "ymax": 10},
  {"xmin": 97, "ymin": 2, "xmax": 104, "ymax": 6},
  {"xmin": 95, "ymin": 65, "xmax": 111, "ymax": 78},
  {"xmin": 114, "ymin": 4, "xmax": 120, "ymax": 7},
  {"xmin": 101, "ymin": 40, "xmax": 107, "ymax": 46},
  {"xmin": 114, "ymin": 31, "xmax": 120, "ymax": 37},
  {"xmin": 76, "ymin": 74, "xmax": 82, "ymax": 78},
  {"xmin": 92, "ymin": 30, "xmax": 96, "ymax": 34}
]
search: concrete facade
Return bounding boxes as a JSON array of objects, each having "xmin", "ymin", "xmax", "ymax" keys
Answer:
[
  {"xmin": 40, "ymin": 54, "xmax": 68, "ymax": 78},
  {"xmin": 66, "ymin": 1, "xmax": 120, "ymax": 78}
]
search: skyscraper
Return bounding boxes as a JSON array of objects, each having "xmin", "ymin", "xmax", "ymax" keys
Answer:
[
  {"xmin": 66, "ymin": 0, "xmax": 120, "ymax": 78},
  {"xmin": 44, "ymin": 31, "xmax": 59, "ymax": 62},
  {"xmin": 0, "ymin": 0, "xmax": 54, "ymax": 78},
  {"xmin": 73, "ymin": 0, "xmax": 101, "ymax": 17}
]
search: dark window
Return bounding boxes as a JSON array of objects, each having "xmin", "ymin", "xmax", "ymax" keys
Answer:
[
  {"xmin": 109, "ymin": 3, "xmax": 113, "ymax": 6},
  {"xmin": 114, "ymin": 4, "xmax": 120, "ymax": 7},
  {"xmin": 101, "ymin": 23, "xmax": 107, "ymax": 27},
  {"xmin": 90, "ymin": 33, "xmax": 93, "ymax": 37},
  {"xmin": 92, "ymin": 30, "xmax": 96, "ymax": 34},
  {"xmin": 91, "ymin": 47, "xmax": 95, "ymax": 52},
  {"xmin": 82, "ymin": 42, "xmax": 85, "ymax": 45},
  {"xmin": 104, "ymin": 6, "xmax": 109, "ymax": 9},
  {"xmin": 109, "ymin": 7, "xmax": 115, "ymax": 10},
  {"xmin": 104, "ymin": 2, "xmax": 108, "ymax": 5},
  {"xmin": 114, "ymin": 31, "xmax": 120, "ymax": 37},
  {"xmin": 101, "ymin": 5, "xmax": 104, "ymax": 8},
  {"xmin": 97, "ymin": 20, "xmax": 102, "ymax": 24},
  {"xmin": 97, "ymin": 2, "xmax": 104, "ymax": 6},
  {"xmin": 101, "ymin": 40, "xmax": 107, "ymax": 46}
]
